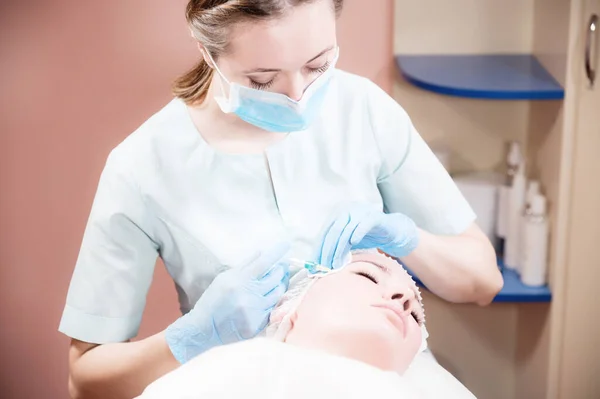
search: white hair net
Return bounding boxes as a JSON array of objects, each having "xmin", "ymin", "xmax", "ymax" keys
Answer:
[{"xmin": 264, "ymin": 252, "xmax": 352, "ymax": 340}]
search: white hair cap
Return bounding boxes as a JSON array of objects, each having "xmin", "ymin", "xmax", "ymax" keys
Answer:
[{"xmin": 264, "ymin": 252, "xmax": 353, "ymax": 340}]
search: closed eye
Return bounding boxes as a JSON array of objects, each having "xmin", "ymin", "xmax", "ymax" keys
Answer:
[
  {"xmin": 411, "ymin": 311, "xmax": 423, "ymax": 326},
  {"xmin": 249, "ymin": 59, "xmax": 331, "ymax": 90},
  {"xmin": 356, "ymin": 271, "xmax": 378, "ymax": 284},
  {"xmin": 306, "ymin": 60, "xmax": 331, "ymax": 75},
  {"xmin": 249, "ymin": 78, "xmax": 275, "ymax": 90}
]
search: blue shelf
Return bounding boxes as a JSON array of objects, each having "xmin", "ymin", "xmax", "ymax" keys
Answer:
[
  {"xmin": 406, "ymin": 258, "xmax": 552, "ymax": 303},
  {"xmin": 395, "ymin": 54, "xmax": 564, "ymax": 100}
]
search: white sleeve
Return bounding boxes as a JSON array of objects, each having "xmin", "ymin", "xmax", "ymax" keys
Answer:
[
  {"xmin": 365, "ymin": 81, "xmax": 476, "ymax": 235},
  {"xmin": 58, "ymin": 148, "xmax": 159, "ymax": 343}
]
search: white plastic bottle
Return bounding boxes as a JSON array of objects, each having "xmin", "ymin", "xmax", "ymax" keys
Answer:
[
  {"xmin": 519, "ymin": 180, "xmax": 540, "ymax": 270},
  {"xmin": 521, "ymin": 194, "xmax": 549, "ymax": 286},
  {"xmin": 504, "ymin": 161, "xmax": 526, "ymax": 270},
  {"xmin": 496, "ymin": 142, "xmax": 521, "ymax": 240},
  {"xmin": 524, "ymin": 181, "xmax": 540, "ymax": 210}
]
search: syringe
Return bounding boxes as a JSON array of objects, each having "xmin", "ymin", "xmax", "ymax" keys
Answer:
[{"xmin": 288, "ymin": 258, "xmax": 331, "ymax": 274}]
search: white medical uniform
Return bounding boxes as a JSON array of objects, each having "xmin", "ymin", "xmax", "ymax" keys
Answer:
[{"xmin": 58, "ymin": 70, "xmax": 475, "ymax": 344}]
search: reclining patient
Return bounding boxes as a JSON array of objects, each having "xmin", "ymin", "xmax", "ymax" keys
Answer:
[{"xmin": 138, "ymin": 250, "xmax": 476, "ymax": 398}]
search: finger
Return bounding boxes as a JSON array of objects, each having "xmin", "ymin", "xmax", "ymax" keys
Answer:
[
  {"xmin": 331, "ymin": 219, "xmax": 359, "ymax": 269},
  {"xmin": 312, "ymin": 216, "xmax": 337, "ymax": 264},
  {"xmin": 353, "ymin": 215, "xmax": 394, "ymax": 250},
  {"xmin": 247, "ymin": 241, "xmax": 291, "ymax": 280},
  {"xmin": 261, "ymin": 258, "xmax": 290, "ymax": 281},
  {"xmin": 349, "ymin": 216, "xmax": 378, "ymax": 247},
  {"xmin": 262, "ymin": 281, "xmax": 288, "ymax": 309},
  {"xmin": 319, "ymin": 213, "xmax": 352, "ymax": 268},
  {"xmin": 257, "ymin": 262, "xmax": 289, "ymax": 295},
  {"xmin": 312, "ymin": 202, "xmax": 357, "ymax": 263},
  {"xmin": 327, "ymin": 205, "xmax": 374, "ymax": 269},
  {"xmin": 274, "ymin": 267, "xmax": 290, "ymax": 291}
]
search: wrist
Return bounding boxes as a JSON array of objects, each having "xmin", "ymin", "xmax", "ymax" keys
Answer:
[
  {"xmin": 165, "ymin": 313, "xmax": 219, "ymax": 364},
  {"xmin": 385, "ymin": 213, "xmax": 420, "ymax": 258}
]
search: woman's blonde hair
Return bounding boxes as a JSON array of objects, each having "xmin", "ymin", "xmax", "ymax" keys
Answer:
[{"xmin": 173, "ymin": 0, "xmax": 344, "ymax": 105}]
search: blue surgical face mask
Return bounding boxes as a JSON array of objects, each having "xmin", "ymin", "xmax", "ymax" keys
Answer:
[{"xmin": 207, "ymin": 47, "xmax": 339, "ymax": 133}]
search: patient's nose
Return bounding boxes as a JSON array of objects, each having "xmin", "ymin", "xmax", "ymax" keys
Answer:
[{"xmin": 389, "ymin": 287, "xmax": 415, "ymax": 311}]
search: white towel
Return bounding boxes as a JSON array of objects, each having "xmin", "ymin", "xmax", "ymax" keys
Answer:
[{"xmin": 138, "ymin": 339, "xmax": 476, "ymax": 399}]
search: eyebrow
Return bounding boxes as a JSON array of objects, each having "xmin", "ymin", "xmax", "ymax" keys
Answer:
[
  {"xmin": 243, "ymin": 45, "xmax": 335, "ymax": 74},
  {"xmin": 365, "ymin": 260, "xmax": 392, "ymax": 275},
  {"xmin": 305, "ymin": 45, "xmax": 335, "ymax": 64}
]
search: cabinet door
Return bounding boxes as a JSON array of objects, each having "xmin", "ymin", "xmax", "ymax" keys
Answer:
[{"xmin": 558, "ymin": 0, "xmax": 600, "ymax": 397}]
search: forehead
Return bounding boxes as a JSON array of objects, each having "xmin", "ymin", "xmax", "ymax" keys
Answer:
[{"xmin": 225, "ymin": 1, "xmax": 336, "ymax": 69}]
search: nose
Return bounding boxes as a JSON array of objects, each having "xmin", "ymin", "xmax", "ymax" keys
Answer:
[
  {"xmin": 389, "ymin": 288, "xmax": 415, "ymax": 312},
  {"xmin": 283, "ymin": 74, "xmax": 308, "ymax": 101}
]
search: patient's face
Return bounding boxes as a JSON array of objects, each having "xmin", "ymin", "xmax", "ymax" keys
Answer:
[{"xmin": 284, "ymin": 253, "xmax": 424, "ymax": 374}]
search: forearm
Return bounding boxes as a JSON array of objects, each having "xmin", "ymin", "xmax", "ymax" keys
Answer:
[
  {"xmin": 69, "ymin": 331, "xmax": 180, "ymax": 399},
  {"xmin": 401, "ymin": 223, "xmax": 503, "ymax": 305}
]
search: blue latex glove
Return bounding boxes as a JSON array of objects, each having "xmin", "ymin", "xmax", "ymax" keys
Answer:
[
  {"xmin": 165, "ymin": 242, "xmax": 290, "ymax": 364},
  {"xmin": 316, "ymin": 203, "xmax": 420, "ymax": 270}
]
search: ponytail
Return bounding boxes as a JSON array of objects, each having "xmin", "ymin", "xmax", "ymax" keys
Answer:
[{"xmin": 172, "ymin": 59, "xmax": 215, "ymax": 105}]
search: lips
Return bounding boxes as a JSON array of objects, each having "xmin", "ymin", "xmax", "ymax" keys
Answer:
[{"xmin": 371, "ymin": 303, "xmax": 408, "ymax": 338}]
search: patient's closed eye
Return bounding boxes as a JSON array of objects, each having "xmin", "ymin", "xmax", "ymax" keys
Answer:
[
  {"xmin": 411, "ymin": 311, "xmax": 423, "ymax": 325},
  {"xmin": 356, "ymin": 271, "xmax": 378, "ymax": 284}
]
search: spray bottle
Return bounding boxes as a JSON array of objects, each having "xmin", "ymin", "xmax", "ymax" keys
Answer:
[
  {"xmin": 520, "ymin": 194, "xmax": 549, "ymax": 286},
  {"xmin": 504, "ymin": 160, "xmax": 526, "ymax": 270},
  {"xmin": 496, "ymin": 142, "xmax": 522, "ymax": 256}
]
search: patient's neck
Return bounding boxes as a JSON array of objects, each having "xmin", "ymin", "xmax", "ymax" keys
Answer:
[{"xmin": 285, "ymin": 328, "xmax": 412, "ymax": 375}]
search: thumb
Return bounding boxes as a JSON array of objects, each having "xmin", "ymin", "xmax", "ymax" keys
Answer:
[{"xmin": 246, "ymin": 241, "xmax": 291, "ymax": 279}]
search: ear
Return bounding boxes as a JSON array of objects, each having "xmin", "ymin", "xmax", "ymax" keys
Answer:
[
  {"xmin": 189, "ymin": 30, "xmax": 215, "ymax": 69},
  {"xmin": 282, "ymin": 311, "xmax": 299, "ymax": 343},
  {"xmin": 289, "ymin": 311, "xmax": 298, "ymax": 328},
  {"xmin": 196, "ymin": 43, "xmax": 215, "ymax": 68}
]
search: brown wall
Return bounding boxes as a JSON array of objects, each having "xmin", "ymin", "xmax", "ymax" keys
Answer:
[{"xmin": 0, "ymin": 1, "xmax": 393, "ymax": 398}]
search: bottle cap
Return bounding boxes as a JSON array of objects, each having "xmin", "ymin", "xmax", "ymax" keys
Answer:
[
  {"xmin": 507, "ymin": 141, "xmax": 522, "ymax": 166},
  {"xmin": 530, "ymin": 194, "xmax": 547, "ymax": 214}
]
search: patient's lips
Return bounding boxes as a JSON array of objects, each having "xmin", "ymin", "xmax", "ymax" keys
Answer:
[{"xmin": 371, "ymin": 302, "xmax": 409, "ymax": 339}]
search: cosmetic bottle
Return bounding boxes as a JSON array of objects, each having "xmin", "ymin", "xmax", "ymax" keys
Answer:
[
  {"xmin": 521, "ymin": 194, "xmax": 549, "ymax": 287},
  {"xmin": 519, "ymin": 180, "xmax": 540, "ymax": 270},
  {"xmin": 504, "ymin": 161, "xmax": 526, "ymax": 270},
  {"xmin": 496, "ymin": 142, "xmax": 521, "ymax": 253}
]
